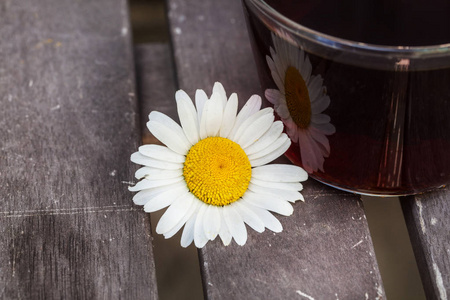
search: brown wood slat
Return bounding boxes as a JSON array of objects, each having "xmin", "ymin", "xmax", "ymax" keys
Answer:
[
  {"xmin": 135, "ymin": 43, "xmax": 179, "ymax": 144},
  {"xmin": 402, "ymin": 191, "xmax": 450, "ymax": 299},
  {"xmin": 135, "ymin": 43, "xmax": 205, "ymax": 300},
  {"xmin": 0, "ymin": 0, "xmax": 158, "ymax": 298},
  {"xmin": 167, "ymin": 0, "xmax": 385, "ymax": 298}
]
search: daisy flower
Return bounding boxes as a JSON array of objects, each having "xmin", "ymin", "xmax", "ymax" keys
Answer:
[
  {"xmin": 129, "ymin": 82, "xmax": 308, "ymax": 248},
  {"xmin": 265, "ymin": 33, "xmax": 336, "ymax": 173}
]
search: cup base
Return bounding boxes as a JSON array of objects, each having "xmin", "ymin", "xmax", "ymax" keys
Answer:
[{"xmin": 309, "ymin": 174, "xmax": 447, "ymax": 197}]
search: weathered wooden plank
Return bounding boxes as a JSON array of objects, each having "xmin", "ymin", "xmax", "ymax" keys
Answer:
[
  {"xmin": 401, "ymin": 191, "xmax": 450, "ymax": 299},
  {"xmin": 167, "ymin": 0, "xmax": 385, "ymax": 298},
  {"xmin": 0, "ymin": 0, "xmax": 158, "ymax": 298},
  {"xmin": 168, "ymin": 0, "xmax": 261, "ymax": 103}
]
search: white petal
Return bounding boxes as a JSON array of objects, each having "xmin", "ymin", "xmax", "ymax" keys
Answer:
[
  {"xmin": 132, "ymin": 182, "xmax": 185, "ymax": 205},
  {"xmin": 311, "ymin": 95, "xmax": 330, "ymax": 114},
  {"xmin": 135, "ymin": 166, "xmax": 152, "ymax": 180},
  {"xmin": 181, "ymin": 213, "xmax": 196, "ymax": 248},
  {"xmin": 313, "ymin": 122, "xmax": 336, "ymax": 135},
  {"xmin": 264, "ymin": 89, "xmax": 283, "ymax": 106},
  {"xmin": 164, "ymin": 195, "xmax": 200, "ymax": 239},
  {"xmin": 307, "ymin": 75, "xmax": 324, "ymax": 101},
  {"xmin": 218, "ymin": 210, "xmax": 232, "ymax": 246},
  {"xmin": 311, "ymin": 113, "xmax": 331, "ymax": 125},
  {"xmin": 243, "ymin": 191, "xmax": 293, "ymax": 216},
  {"xmin": 195, "ymin": 89, "xmax": 208, "ymax": 122},
  {"xmin": 248, "ymin": 183, "xmax": 305, "ymax": 203},
  {"xmin": 231, "ymin": 107, "xmax": 272, "ymax": 142},
  {"xmin": 133, "ymin": 189, "xmax": 157, "ymax": 206},
  {"xmin": 176, "ymin": 90, "xmax": 200, "ymax": 145},
  {"xmin": 203, "ymin": 205, "xmax": 221, "ymax": 240},
  {"xmin": 251, "ymin": 177, "xmax": 303, "ymax": 191},
  {"xmin": 272, "ymin": 35, "xmax": 287, "ymax": 64},
  {"xmin": 139, "ymin": 144, "xmax": 185, "ymax": 163},
  {"xmin": 204, "ymin": 92, "xmax": 223, "ymax": 137},
  {"xmin": 194, "ymin": 204, "xmax": 209, "ymax": 248},
  {"xmin": 270, "ymin": 43, "xmax": 288, "ymax": 92},
  {"xmin": 222, "ymin": 205, "xmax": 247, "ymax": 246},
  {"xmin": 156, "ymin": 191, "xmax": 195, "ymax": 234},
  {"xmin": 252, "ymin": 164, "xmax": 308, "ymax": 182},
  {"xmin": 266, "ymin": 56, "xmax": 284, "ymax": 91},
  {"xmin": 298, "ymin": 130, "xmax": 322, "ymax": 173},
  {"xmin": 300, "ymin": 54, "xmax": 312, "ymax": 82},
  {"xmin": 228, "ymin": 95, "xmax": 261, "ymax": 138},
  {"xmin": 309, "ymin": 126, "xmax": 331, "ymax": 156},
  {"xmin": 295, "ymin": 46, "xmax": 305, "ymax": 72},
  {"xmin": 212, "ymin": 82, "xmax": 227, "ymax": 109},
  {"xmin": 249, "ymin": 138, "xmax": 291, "ymax": 167},
  {"xmin": 272, "ymin": 53, "xmax": 288, "ymax": 90},
  {"xmin": 219, "ymin": 93, "xmax": 238, "ymax": 138},
  {"xmin": 249, "ymin": 205, "xmax": 283, "ymax": 232},
  {"xmin": 144, "ymin": 186, "xmax": 189, "ymax": 213},
  {"xmin": 199, "ymin": 104, "xmax": 208, "ymax": 140},
  {"xmin": 247, "ymin": 134, "xmax": 289, "ymax": 160},
  {"xmin": 244, "ymin": 121, "xmax": 283, "ymax": 156},
  {"xmin": 288, "ymin": 40, "xmax": 300, "ymax": 71},
  {"xmin": 309, "ymin": 138, "xmax": 326, "ymax": 172},
  {"xmin": 128, "ymin": 177, "xmax": 183, "ymax": 192},
  {"xmin": 269, "ymin": 45, "xmax": 277, "ymax": 59},
  {"xmin": 241, "ymin": 95, "xmax": 263, "ymax": 115},
  {"xmin": 136, "ymin": 168, "xmax": 183, "ymax": 180},
  {"xmin": 232, "ymin": 201, "xmax": 265, "ymax": 233},
  {"xmin": 235, "ymin": 112, "xmax": 274, "ymax": 149},
  {"xmin": 131, "ymin": 152, "xmax": 183, "ymax": 170},
  {"xmin": 276, "ymin": 104, "xmax": 291, "ymax": 119},
  {"xmin": 147, "ymin": 116, "xmax": 190, "ymax": 155},
  {"xmin": 285, "ymin": 120, "xmax": 300, "ymax": 142}
]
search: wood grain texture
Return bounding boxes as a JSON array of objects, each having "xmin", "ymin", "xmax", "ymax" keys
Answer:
[
  {"xmin": 167, "ymin": 0, "xmax": 385, "ymax": 298},
  {"xmin": 402, "ymin": 190, "xmax": 450, "ymax": 299},
  {"xmin": 0, "ymin": 0, "xmax": 158, "ymax": 298},
  {"xmin": 167, "ymin": 0, "xmax": 261, "ymax": 103}
]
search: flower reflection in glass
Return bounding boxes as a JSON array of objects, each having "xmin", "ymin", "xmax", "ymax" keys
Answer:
[{"xmin": 265, "ymin": 33, "xmax": 335, "ymax": 173}]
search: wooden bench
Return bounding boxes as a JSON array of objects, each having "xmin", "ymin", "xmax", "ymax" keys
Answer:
[
  {"xmin": 1, "ymin": 0, "xmax": 449, "ymax": 299},
  {"xmin": 0, "ymin": 0, "xmax": 158, "ymax": 298}
]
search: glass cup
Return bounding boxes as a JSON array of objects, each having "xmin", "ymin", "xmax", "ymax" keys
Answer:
[{"xmin": 242, "ymin": 0, "xmax": 450, "ymax": 196}]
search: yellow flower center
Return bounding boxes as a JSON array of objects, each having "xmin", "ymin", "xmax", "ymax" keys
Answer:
[
  {"xmin": 284, "ymin": 66, "xmax": 312, "ymax": 129},
  {"xmin": 183, "ymin": 137, "xmax": 252, "ymax": 206}
]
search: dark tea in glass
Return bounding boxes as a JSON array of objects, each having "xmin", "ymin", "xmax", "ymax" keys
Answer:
[{"xmin": 243, "ymin": 0, "xmax": 450, "ymax": 195}]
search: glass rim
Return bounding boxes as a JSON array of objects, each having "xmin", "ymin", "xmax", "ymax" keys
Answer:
[{"xmin": 246, "ymin": 0, "xmax": 450, "ymax": 62}]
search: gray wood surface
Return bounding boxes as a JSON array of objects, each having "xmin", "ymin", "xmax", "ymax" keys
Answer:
[
  {"xmin": 0, "ymin": 0, "xmax": 158, "ymax": 298},
  {"xmin": 167, "ymin": 0, "xmax": 385, "ymax": 298},
  {"xmin": 402, "ymin": 191, "xmax": 450, "ymax": 299}
]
